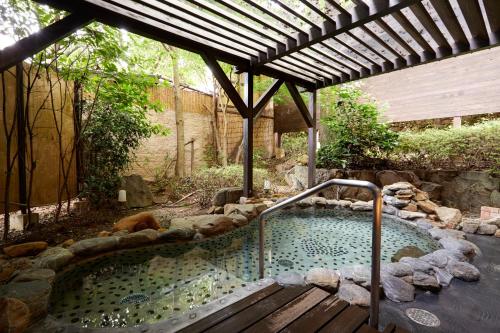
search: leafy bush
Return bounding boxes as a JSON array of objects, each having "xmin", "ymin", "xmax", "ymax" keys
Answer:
[
  {"xmin": 317, "ymin": 85, "xmax": 398, "ymax": 169},
  {"xmin": 388, "ymin": 120, "xmax": 500, "ymax": 172},
  {"xmin": 281, "ymin": 132, "xmax": 308, "ymax": 159}
]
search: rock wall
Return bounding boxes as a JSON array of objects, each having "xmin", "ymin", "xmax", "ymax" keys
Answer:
[{"xmin": 286, "ymin": 166, "xmax": 499, "ymax": 214}]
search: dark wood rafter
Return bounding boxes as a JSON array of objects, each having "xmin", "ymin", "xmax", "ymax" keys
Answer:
[
  {"xmin": 253, "ymin": 79, "xmax": 284, "ymax": 120},
  {"xmin": 242, "ymin": 71, "xmax": 253, "ymax": 197},
  {"xmin": 482, "ymin": 0, "xmax": 500, "ymax": 43},
  {"xmin": 201, "ymin": 52, "xmax": 249, "ymax": 118},
  {"xmin": 329, "ymin": 37, "xmax": 382, "ymax": 70},
  {"xmin": 456, "ymin": 0, "xmax": 489, "ymax": 48},
  {"xmin": 16, "ymin": 63, "xmax": 27, "ymax": 214},
  {"xmin": 391, "ymin": 11, "xmax": 436, "ymax": 61},
  {"xmin": 345, "ymin": 31, "xmax": 395, "ymax": 71},
  {"xmin": 285, "ymin": 81, "xmax": 313, "ymax": 128},
  {"xmin": 0, "ymin": 13, "xmax": 93, "ymax": 72},
  {"xmin": 361, "ymin": 24, "xmax": 409, "ymax": 67},
  {"xmin": 307, "ymin": 90, "xmax": 317, "ymax": 189},
  {"xmin": 311, "ymin": 43, "xmax": 369, "ymax": 76},
  {"xmin": 429, "ymin": 0, "xmax": 470, "ymax": 52}
]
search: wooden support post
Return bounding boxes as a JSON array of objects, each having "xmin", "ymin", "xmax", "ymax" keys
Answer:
[
  {"xmin": 307, "ymin": 90, "xmax": 317, "ymax": 189},
  {"xmin": 73, "ymin": 80, "xmax": 83, "ymax": 193},
  {"xmin": 16, "ymin": 63, "xmax": 27, "ymax": 214},
  {"xmin": 243, "ymin": 70, "xmax": 253, "ymax": 197}
]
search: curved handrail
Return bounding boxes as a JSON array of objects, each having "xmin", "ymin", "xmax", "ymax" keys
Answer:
[{"xmin": 258, "ymin": 179, "xmax": 382, "ymax": 329}]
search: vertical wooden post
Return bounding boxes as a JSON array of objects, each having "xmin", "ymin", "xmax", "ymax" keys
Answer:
[
  {"xmin": 275, "ymin": 132, "xmax": 282, "ymax": 148},
  {"xmin": 16, "ymin": 63, "xmax": 27, "ymax": 214},
  {"xmin": 243, "ymin": 70, "xmax": 253, "ymax": 197},
  {"xmin": 73, "ymin": 80, "xmax": 83, "ymax": 193},
  {"xmin": 307, "ymin": 90, "xmax": 317, "ymax": 189}
]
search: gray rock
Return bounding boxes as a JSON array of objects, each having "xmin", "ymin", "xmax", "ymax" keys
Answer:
[
  {"xmin": 224, "ymin": 204, "xmax": 264, "ymax": 219},
  {"xmin": 439, "ymin": 237, "xmax": 481, "ymax": 257},
  {"xmin": 462, "ymin": 221, "xmax": 480, "ymax": 234},
  {"xmin": 171, "ymin": 214, "xmax": 235, "ymax": 236},
  {"xmin": 275, "ymin": 272, "xmax": 305, "ymax": 286},
  {"xmin": 351, "ymin": 201, "xmax": 372, "ymax": 211},
  {"xmin": 397, "ymin": 210, "xmax": 427, "ymax": 220},
  {"xmin": 337, "ymin": 283, "xmax": 370, "ymax": 306},
  {"xmin": 399, "ymin": 257, "xmax": 434, "ymax": 274},
  {"xmin": 435, "ymin": 268, "xmax": 453, "ymax": 287},
  {"xmin": 381, "ymin": 263, "xmax": 412, "ymax": 277},
  {"xmin": 419, "ymin": 252, "xmax": 448, "ymax": 268},
  {"xmin": 381, "ymin": 275, "xmax": 415, "ymax": 302},
  {"xmin": 311, "ymin": 196, "xmax": 327, "ymax": 207},
  {"xmin": 158, "ymin": 227, "xmax": 195, "ymax": 241},
  {"xmin": 383, "ymin": 195, "xmax": 410, "ymax": 209},
  {"xmin": 296, "ymin": 198, "xmax": 314, "ymax": 208},
  {"xmin": 428, "ymin": 228, "xmax": 465, "ymax": 240},
  {"xmin": 228, "ymin": 213, "xmax": 249, "ymax": 227},
  {"xmin": 414, "ymin": 219, "xmax": 433, "ymax": 230},
  {"xmin": 377, "ymin": 170, "xmax": 406, "ymax": 187},
  {"xmin": 420, "ymin": 181, "xmax": 442, "ymax": 201},
  {"xmin": 120, "ymin": 174, "xmax": 154, "ymax": 208},
  {"xmin": 435, "ymin": 206, "xmax": 462, "ymax": 228},
  {"xmin": 431, "ymin": 249, "xmax": 467, "ymax": 263},
  {"xmin": 34, "ymin": 247, "xmax": 74, "ymax": 271},
  {"xmin": 212, "ymin": 187, "xmax": 243, "ymax": 206},
  {"xmin": 68, "ymin": 236, "xmax": 119, "ymax": 256},
  {"xmin": 305, "ymin": 268, "xmax": 339, "ymax": 289},
  {"xmin": 384, "ymin": 182, "xmax": 415, "ymax": 192},
  {"xmin": 118, "ymin": 229, "xmax": 158, "ymax": 248},
  {"xmin": 484, "ymin": 216, "xmax": 500, "ymax": 227},
  {"xmin": 339, "ymin": 265, "xmax": 371, "ymax": 284},
  {"xmin": 11, "ymin": 268, "xmax": 55, "ymax": 284},
  {"xmin": 382, "ymin": 205, "xmax": 399, "ymax": 215},
  {"xmin": 391, "ymin": 246, "xmax": 425, "ymax": 262},
  {"xmin": 0, "ymin": 280, "xmax": 51, "ymax": 320},
  {"xmin": 477, "ymin": 224, "xmax": 498, "ymax": 235},
  {"xmin": 412, "ymin": 271, "xmax": 441, "ymax": 292},
  {"xmin": 446, "ymin": 260, "xmax": 480, "ymax": 282}
]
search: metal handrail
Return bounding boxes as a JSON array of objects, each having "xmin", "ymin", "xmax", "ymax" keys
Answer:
[{"xmin": 258, "ymin": 179, "xmax": 382, "ymax": 329}]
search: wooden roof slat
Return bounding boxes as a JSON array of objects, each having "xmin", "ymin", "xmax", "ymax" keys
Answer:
[
  {"xmin": 372, "ymin": 19, "xmax": 419, "ymax": 64},
  {"xmin": 355, "ymin": 26, "xmax": 406, "ymax": 69},
  {"xmin": 273, "ymin": 59, "xmax": 327, "ymax": 83},
  {"xmin": 329, "ymin": 37, "xmax": 381, "ymax": 69},
  {"xmin": 429, "ymin": 0, "xmax": 470, "ymax": 52},
  {"xmin": 483, "ymin": 0, "xmax": 500, "ymax": 43},
  {"xmin": 294, "ymin": 51, "xmax": 347, "ymax": 77},
  {"xmin": 456, "ymin": 0, "xmax": 489, "ymax": 48},
  {"xmin": 345, "ymin": 31, "xmax": 392, "ymax": 64},
  {"xmin": 264, "ymin": 63, "xmax": 318, "ymax": 85},
  {"xmin": 308, "ymin": 45, "xmax": 363, "ymax": 74},
  {"xmin": 271, "ymin": 0, "xmax": 322, "ymax": 30},
  {"xmin": 409, "ymin": 2, "xmax": 452, "ymax": 57},
  {"xmin": 280, "ymin": 56, "xmax": 336, "ymax": 81},
  {"xmin": 298, "ymin": 0, "xmax": 337, "ymax": 24},
  {"xmin": 391, "ymin": 11, "xmax": 436, "ymax": 60}
]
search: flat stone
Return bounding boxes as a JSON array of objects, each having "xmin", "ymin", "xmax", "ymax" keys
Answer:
[
  {"xmin": 34, "ymin": 247, "xmax": 74, "ymax": 271},
  {"xmin": 381, "ymin": 263, "xmax": 412, "ymax": 277},
  {"xmin": 351, "ymin": 201, "xmax": 372, "ymax": 211},
  {"xmin": 11, "ymin": 268, "xmax": 55, "ymax": 284},
  {"xmin": 381, "ymin": 275, "xmax": 415, "ymax": 302},
  {"xmin": 414, "ymin": 219, "xmax": 433, "ymax": 230},
  {"xmin": 382, "ymin": 205, "xmax": 399, "ymax": 215},
  {"xmin": 435, "ymin": 207, "xmax": 462, "ymax": 229},
  {"xmin": 228, "ymin": 213, "xmax": 249, "ymax": 227},
  {"xmin": 428, "ymin": 228, "xmax": 465, "ymax": 240},
  {"xmin": 118, "ymin": 229, "xmax": 158, "ymax": 248},
  {"xmin": 3, "ymin": 242, "xmax": 48, "ymax": 258},
  {"xmin": 295, "ymin": 198, "xmax": 313, "ymax": 208},
  {"xmin": 431, "ymin": 249, "xmax": 467, "ymax": 263},
  {"xmin": 212, "ymin": 187, "xmax": 243, "ymax": 206},
  {"xmin": 446, "ymin": 260, "xmax": 480, "ymax": 282},
  {"xmin": 383, "ymin": 195, "xmax": 410, "ymax": 209},
  {"xmin": 397, "ymin": 210, "xmax": 427, "ymax": 220},
  {"xmin": 396, "ymin": 194, "xmax": 414, "ymax": 200},
  {"xmin": 0, "ymin": 280, "xmax": 51, "ymax": 320},
  {"xmin": 171, "ymin": 215, "xmax": 234, "ymax": 236},
  {"xmin": 462, "ymin": 221, "xmax": 480, "ymax": 234},
  {"xmin": 477, "ymin": 224, "xmax": 498, "ymax": 235},
  {"xmin": 337, "ymin": 283, "xmax": 370, "ymax": 307},
  {"xmin": 120, "ymin": 174, "xmax": 154, "ymax": 208},
  {"xmin": 339, "ymin": 265, "xmax": 371, "ymax": 284},
  {"xmin": 68, "ymin": 237, "xmax": 119, "ymax": 256},
  {"xmin": 435, "ymin": 268, "xmax": 453, "ymax": 287},
  {"xmin": 158, "ymin": 228, "xmax": 195, "ymax": 241},
  {"xmin": 402, "ymin": 203, "xmax": 418, "ymax": 212},
  {"xmin": 275, "ymin": 272, "xmax": 305, "ymax": 286},
  {"xmin": 311, "ymin": 197, "xmax": 327, "ymax": 207},
  {"xmin": 224, "ymin": 204, "xmax": 261, "ymax": 219},
  {"xmin": 305, "ymin": 268, "xmax": 339, "ymax": 289},
  {"xmin": 391, "ymin": 246, "xmax": 425, "ymax": 262},
  {"xmin": 384, "ymin": 182, "xmax": 415, "ymax": 192},
  {"xmin": 412, "ymin": 271, "xmax": 441, "ymax": 292},
  {"xmin": 396, "ymin": 189, "xmax": 414, "ymax": 196},
  {"xmin": 377, "ymin": 170, "xmax": 406, "ymax": 187},
  {"xmin": 439, "ymin": 237, "xmax": 481, "ymax": 257},
  {"xmin": 414, "ymin": 190, "xmax": 430, "ymax": 201},
  {"xmin": 399, "ymin": 257, "xmax": 434, "ymax": 274},
  {"xmin": 417, "ymin": 200, "xmax": 439, "ymax": 214},
  {"xmin": 0, "ymin": 298, "xmax": 30, "ymax": 333}
]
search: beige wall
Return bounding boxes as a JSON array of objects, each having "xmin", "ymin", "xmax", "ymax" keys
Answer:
[{"xmin": 361, "ymin": 47, "xmax": 500, "ymax": 122}]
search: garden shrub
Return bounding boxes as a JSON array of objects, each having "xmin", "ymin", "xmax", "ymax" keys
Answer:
[
  {"xmin": 388, "ymin": 120, "xmax": 500, "ymax": 173},
  {"xmin": 281, "ymin": 132, "xmax": 308, "ymax": 160},
  {"xmin": 317, "ymin": 85, "xmax": 398, "ymax": 169}
]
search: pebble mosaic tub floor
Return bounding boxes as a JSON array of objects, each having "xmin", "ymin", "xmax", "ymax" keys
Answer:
[{"xmin": 50, "ymin": 208, "xmax": 439, "ymax": 328}]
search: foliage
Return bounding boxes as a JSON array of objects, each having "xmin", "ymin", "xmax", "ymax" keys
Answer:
[
  {"xmin": 281, "ymin": 132, "xmax": 307, "ymax": 159},
  {"xmin": 388, "ymin": 120, "xmax": 500, "ymax": 173},
  {"xmin": 164, "ymin": 165, "xmax": 269, "ymax": 207},
  {"xmin": 317, "ymin": 85, "xmax": 399, "ymax": 169}
]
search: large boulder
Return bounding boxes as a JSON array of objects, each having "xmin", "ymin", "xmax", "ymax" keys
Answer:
[
  {"xmin": 381, "ymin": 275, "xmax": 415, "ymax": 302},
  {"xmin": 383, "ymin": 195, "xmax": 410, "ymax": 208},
  {"xmin": 397, "ymin": 210, "xmax": 427, "ymax": 220},
  {"xmin": 435, "ymin": 207, "xmax": 462, "ymax": 228},
  {"xmin": 399, "ymin": 257, "xmax": 434, "ymax": 274},
  {"xmin": 11, "ymin": 269, "xmax": 55, "ymax": 284},
  {"xmin": 275, "ymin": 272, "xmax": 305, "ymax": 286},
  {"xmin": 212, "ymin": 187, "xmax": 243, "ymax": 206},
  {"xmin": 376, "ymin": 171, "xmax": 406, "ymax": 186},
  {"xmin": 391, "ymin": 246, "xmax": 425, "ymax": 262},
  {"xmin": 462, "ymin": 220, "xmax": 480, "ymax": 234},
  {"xmin": 339, "ymin": 265, "xmax": 371, "ymax": 284},
  {"xmin": 428, "ymin": 228, "xmax": 465, "ymax": 240},
  {"xmin": 120, "ymin": 174, "xmax": 154, "ymax": 208},
  {"xmin": 158, "ymin": 227, "xmax": 195, "ymax": 242},
  {"xmin": 0, "ymin": 280, "xmax": 51, "ymax": 320},
  {"xmin": 337, "ymin": 283, "xmax": 370, "ymax": 307},
  {"xmin": 381, "ymin": 263, "xmax": 412, "ymax": 277},
  {"xmin": 68, "ymin": 236, "xmax": 119, "ymax": 256},
  {"xmin": 351, "ymin": 201, "xmax": 373, "ymax": 211},
  {"xmin": 0, "ymin": 298, "xmax": 30, "ymax": 333},
  {"xmin": 420, "ymin": 182, "xmax": 442, "ymax": 201},
  {"xmin": 34, "ymin": 247, "xmax": 74, "ymax": 271},
  {"xmin": 477, "ymin": 224, "xmax": 498, "ymax": 235},
  {"xmin": 417, "ymin": 200, "xmax": 438, "ymax": 214},
  {"xmin": 305, "ymin": 268, "xmax": 339, "ymax": 290},
  {"xmin": 412, "ymin": 271, "xmax": 441, "ymax": 292},
  {"xmin": 446, "ymin": 260, "xmax": 480, "ymax": 282},
  {"xmin": 439, "ymin": 237, "xmax": 481, "ymax": 257},
  {"xmin": 171, "ymin": 215, "xmax": 234, "ymax": 236},
  {"xmin": 113, "ymin": 212, "xmax": 161, "ymax": 233},
  {"xmin": 3, "ymin": 242, "xmax": 48, "ymax": 258},
  {"xmin": 224, "ymin": 203, "xmax": 266, "ymax": 219},
  {"xmin": 118, "ymin": 229, "xmax": 158, "ymax": 248}
]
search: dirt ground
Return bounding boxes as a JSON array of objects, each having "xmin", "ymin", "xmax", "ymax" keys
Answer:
[{"xmin": 0, "ymin": 194, "xmax": 206, "ymax": 248}]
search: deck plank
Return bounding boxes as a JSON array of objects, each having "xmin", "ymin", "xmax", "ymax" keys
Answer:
[
  {"xmin": 204, "ymin": 285, "xmax": 312, "ymax": 333},
  {"xmin": 318, "ymin": 305, "xmax": 370, "ymax": 333},
  {"xmin": 356, "ymin": 324, "xmax": 381, "ymax": 333},
  {"xmin": 243, "ymin": 287, "xmax": 330, "ymax": 333},
  {"xmin": 281, "ymin": 295, "xmax": 349, "ymax": 332},
  {"xmin": 178, "ymin": 283, "xmax": 283, "ymax": 333}
]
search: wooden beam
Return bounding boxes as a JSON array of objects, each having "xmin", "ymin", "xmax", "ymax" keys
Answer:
[
  {"xmin": 456, "ymin": 0, "xmax": 489, "ymax": 48},
  {"xmin": 0, "ymin": 14, "xmax": 92, "ymax": 72},
  {"xmin": 391, "ymin": 11, "xmax": 436, "ymax": 61},
  {"xmin": 307, "ymin": 90, "xmax": 317, "ymax": 189},
  {"xmin": 483, "ymin": 0, "xmax": 500, "ymax": 43},
  {"xmin": 201, "ymin": 52, "xmax": 249, "ymax": 117},
  {"xmin": 243, "ymin": 71, "xmax": 254, "ymax": 197},
  {"xmin": 16, "ymin": 64, "xmax": 27, "ymax": 214},
  {"xmin": 429, "ymin": 0, "xmax": 470, "ymax": 52},
  {"xmin": 369, "ymin": 21, "xmax": 416, "ymax": 65},
  {"xmin": 285, "ymin": 82, "xmax": 313, "ymax": 127},
  {"xmin": 253, "ymin": 79, "xmax": 284, "ymax": 120}
]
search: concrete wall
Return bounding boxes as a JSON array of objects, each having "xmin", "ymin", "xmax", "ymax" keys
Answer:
[{"xmin": 361, "ymin": 47, "xmax": 500, "ymax": 123}]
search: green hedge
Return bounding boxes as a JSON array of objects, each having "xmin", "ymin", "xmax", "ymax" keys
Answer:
[{"xmin": 388, "ymin": 120, "xmax": 500, "ymax": 172}]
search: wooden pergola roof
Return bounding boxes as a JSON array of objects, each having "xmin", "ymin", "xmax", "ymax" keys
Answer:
[{"xmin": 3, "ymin": 0, "xmax": 500, "ymax": 90}]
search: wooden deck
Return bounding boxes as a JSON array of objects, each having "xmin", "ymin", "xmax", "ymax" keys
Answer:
[{"xmin": 179, "ymin": 283, "xmax": 409, "ymax": 333}]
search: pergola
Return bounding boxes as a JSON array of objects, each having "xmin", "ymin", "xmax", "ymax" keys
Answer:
[{"xmin": 2, "ymin": 0, "xmax": 499, "ymax": 198}]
